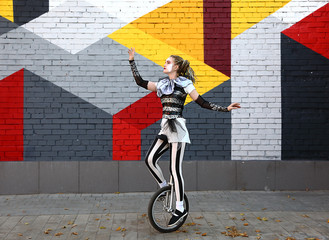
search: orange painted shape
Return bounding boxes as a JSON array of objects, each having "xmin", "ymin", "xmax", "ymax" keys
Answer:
[{"xmin": 131, "ymin": 0, "xmax": 204, "ymax": 62}]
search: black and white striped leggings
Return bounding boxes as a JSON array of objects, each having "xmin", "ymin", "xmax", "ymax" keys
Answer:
[{"xmin": 145, "ymin": 134, "xmax": 186, "ymax": 202}]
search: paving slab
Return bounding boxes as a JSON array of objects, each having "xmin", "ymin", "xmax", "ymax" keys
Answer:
[{"xmin": 0, "ymin": 191, "xmax": 328, "ymax": 239}]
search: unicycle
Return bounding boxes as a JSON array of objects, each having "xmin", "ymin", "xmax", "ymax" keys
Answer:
[{"xmin": 148, "ymin": 176, "xmax": 189, "ymax": 233}]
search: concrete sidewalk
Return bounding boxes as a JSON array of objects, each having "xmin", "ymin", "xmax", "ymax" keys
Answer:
[{"xmin": 0, "ymin": 191, "xmax": 328, "ymax": 240}]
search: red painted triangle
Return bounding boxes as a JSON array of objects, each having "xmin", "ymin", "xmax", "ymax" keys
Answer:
[
  {"xmin": 0, "ymin": 69, "xmax": 24, "ymax": 161},
  {"xmin": 282, "ymin": 3, "xmax": 329, "ymax": 60},
  {"xmin": 113, "ymin": 92, "xmax": 162, "ymax": 160}
]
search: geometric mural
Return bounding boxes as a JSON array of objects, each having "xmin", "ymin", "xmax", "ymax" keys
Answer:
[
  {"xmin": 0, "ymin": 69, "xmax": 24, "ymax": 161},
  {"xmin": 281, "ymin": 34, "xmax": 329, "ymax": 160},
  {"xmin": 24, "ymin": 69, "xmax": 112, "ymax": 161},
  {"xmin": 281, "ymin": 4, "xmax": 329, "ymax": 160},
  {"xmin": 1, "ymin": 0, "xmax": 329, "ymax": 161}
]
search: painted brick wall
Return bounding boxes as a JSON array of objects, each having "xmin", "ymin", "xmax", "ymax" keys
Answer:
[{"xmin": 0, "ymin": 0, "xmax": 329, "ymax": 163}]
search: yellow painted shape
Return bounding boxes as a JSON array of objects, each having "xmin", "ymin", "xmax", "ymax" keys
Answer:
[
  {"xmin": 231, "ymin": 0, "xmax": 291, "ymax": 38},
  {"xmin": 130, "ymin": 0, "xmax": 204, "ymax": 62},
  {"xmin": 0, "ymin": 0, "xmax": 14, "ymax": 22},
  {"xmin": 109, "ymin": 24, "xmax": 229, "ymax": 105}
]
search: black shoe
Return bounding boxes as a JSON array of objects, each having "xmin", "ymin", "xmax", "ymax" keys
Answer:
[{"xmin": 168, "ymin": 209, "xmax": 188, "ymax": 227}]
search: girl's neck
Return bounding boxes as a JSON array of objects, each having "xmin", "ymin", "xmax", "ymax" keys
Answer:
[{"xmin": 168, "ymin": 72, "xmax": 178, "ymax": 80}]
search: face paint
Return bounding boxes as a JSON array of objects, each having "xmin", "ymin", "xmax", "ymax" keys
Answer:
[{"xmin": 166, "ymin": 58, "xmax": 173, "ymax": 72}]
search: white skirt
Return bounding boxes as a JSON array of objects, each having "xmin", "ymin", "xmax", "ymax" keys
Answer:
[{"xmin": 158, "ymin": 118, "xmax": 191, "ymax": 144}]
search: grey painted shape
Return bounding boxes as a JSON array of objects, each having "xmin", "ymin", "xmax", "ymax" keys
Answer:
[
  {"xmin": 118, "ymin": 161, "xmax": 158, "ymax": 192},
  {"xmin": 39, "ymin": 161, "xmax": 79, "ymax": 193},
  {"xmin": 197, "ymin": 161, "xmax": 236, "ymax": 190},
  {"xmin": 141, "ymin": 80, "xmax": 231, "ymax": 161},
  {"xmin": 0, "ymin": 162, "xmax": 38, "ymax": 194},
  {"xmin": 0, "ymin": 16, "xmax": 19, "ymax": 36},
  {"xmin": 0, "ymin": 27, "xmax": 164, "ymax": 115},
  {"xmin": 275, "ymin": 161, "xmax": 315, "ymax": 190},
  {"xmin": 24, "ymin": 69, "xmax": 112, "ymax": 161},
  {"xmin": 237, "ymin": 161, "xmax": 276, "ymax": 190},
  {"xmin": 80, "ymin": 161, "xmax": 118, "ymax": 193}
]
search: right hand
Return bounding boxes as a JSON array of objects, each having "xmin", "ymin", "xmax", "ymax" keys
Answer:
[{"xmin": 128, "ymin": 47, "xmax": 135, "ymax": 60}]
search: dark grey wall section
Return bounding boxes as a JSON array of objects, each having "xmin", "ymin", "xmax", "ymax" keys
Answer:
[
  {"xmin": 1, "ymin": 161, "xmax": 328, "ymax": 194},
  {"xmin": 281, "ymin": 34, "xmax": 329, "ymax": 160},
  {"xmin": 13, "ymin": 0, "xmax": 49, "ymax": 25},
  {"xmin": 141, "ymin": 80, "xmax": 231, "ymax": 161},
  {"xmin": 24, "ymin": 70, "xmax": 113, "ymax": 161},
  {"xmin": 0, "ymin": 16, "xmax": 19, "ymax": 36}
]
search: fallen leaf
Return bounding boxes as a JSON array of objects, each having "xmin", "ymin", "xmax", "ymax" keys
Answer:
[
  {"xmin": 262, "ymin": 208, "xmax": 267, "ymax": 211},
  {"xmin": 72, "ymin": 224, "xmax": 77, "ymax": 228},
  {"xmin": 275, "ymin": 219, "xmax": 282, "ymax": 222},
  {"xmin": 68, "ymin": 221, "xmax": 74, "ymax": 225},
  {"xmin": 44, "ymin": 231, "xmax": 50, "ymax": 234},
  {"xmin": 195, "ymin": 216, "xmax": 204, "ymax": 219},
  {"xmin": 25, "ymin": 223, "xmax": 29, "ymax": 225},
  {"xmin": 301, "ymin": 214, "xmax": 310, "ymax": 218},
  {"xmin": 55, "ymin": 232, "xmax": 63, "ymax": 236},
  {"xmin": 185, "ymin": 222, "xmax": 196, "ymax": 226},
  {"xmin": 115, "ymin": 192, "xmax": 120, "ymax": 194},
  {"xmin": 285, "ymin": 238, "xmax": 296, "ymax": 240},
  {"xmin": 100, "ymin": 226, "xmax": 106, "ymax": 229},
  {"xmin": 18, "ymin": 233, "xmax": 23, "ymax": 236},
  {"xmin": 240, "ymin": 213, "xmax": 245, "ymax": 216},
  {"xmin": 95, "ymin": 218, "xmax": 100, "ymax": 221},
  {"xmin": 255, "ymin": 230, "xmax": 261, "ymax": 233},
  {"xmin": 201, "ymin": 233, "xmax": 207, "ymax": 236},
  {"xmin": 196, "ymin": 232, "xmax": 201, "ymax": 234},
  {"xmin": 231, "ymin": 217, "xmax": 237, "ymax": 220},
  {"xmin": 116, "ymin": 227, "xmax": 121, "ymax": 231},
  {"xmin": 243, "ymin": 223, "xmax": 249, "ymax": 226},
  {"xmin": 241, "ymin": 218, "xmax": 246, "ymax": 221},
  {"xmin": 64, "ymin": 208, "xmax": 69, "ymax": 210},
  {"xmin": 141, "ymin": 214, "xmax": 147, "ymax": 217},
  {"xmin": 72, "ymin": 232, "xmax": 78, "ymax": 235}
]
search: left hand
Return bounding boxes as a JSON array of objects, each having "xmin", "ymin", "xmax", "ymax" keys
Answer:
[{"xmin": 227, "ymin": 103, "xmax": 241, "ymax": 111}]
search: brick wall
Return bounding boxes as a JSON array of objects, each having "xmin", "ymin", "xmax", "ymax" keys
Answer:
[{"xmin": 0, "ymin": 0, "xmax": 329, "ymax": 164}]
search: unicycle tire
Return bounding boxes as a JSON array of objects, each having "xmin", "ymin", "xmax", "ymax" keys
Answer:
[{"xmin": 148, "ymin": 186, "xmax": 189, "ymax": 233}]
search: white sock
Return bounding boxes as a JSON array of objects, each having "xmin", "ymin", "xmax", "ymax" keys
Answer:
[
  {"xmin": 159, "ymin": 180, "xmax": 168, "ymax": 188},
  {"xmin": 176, "ymin": 201, "xmax": 184, "ymax": 212}
]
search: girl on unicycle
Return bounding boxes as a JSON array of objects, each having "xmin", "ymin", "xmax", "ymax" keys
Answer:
[{"xmin": 128, "ymin": 48, "xmax": 240, "ymax": 227}]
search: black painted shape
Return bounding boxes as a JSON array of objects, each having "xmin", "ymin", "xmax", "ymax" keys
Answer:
[
  {"xmin": 0, "ymin": 16, "xmax": 19, "ymax": 36},
  {"xmin": 141, "ymin": 80, "xmax": 231, "ymax": 161},
  {"xmin": 13, "ymin": 0, "xmax": 49, "ymax": 25},
  {"xmin": 281, "ymin": 33, "xmax": 329, "ymax": 160},
  {"xmin": 23, "ymin": 69, "xmax": 113, "ymax": 161}
]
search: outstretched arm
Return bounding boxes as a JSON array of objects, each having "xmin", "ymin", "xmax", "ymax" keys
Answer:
[
  {"xmin": 189, "ymin": 89, "xmax": 241, "ymax": 112},
  {"xmin": 128, "ymin": 48, "xmax": 157, "ymax": 92}
]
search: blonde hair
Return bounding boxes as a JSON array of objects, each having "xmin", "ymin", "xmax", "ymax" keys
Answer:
[{"xmin": 170, "ymin": 55, "xmax": 196, "ymax": 83}]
